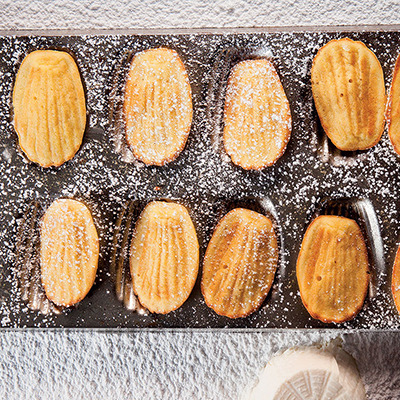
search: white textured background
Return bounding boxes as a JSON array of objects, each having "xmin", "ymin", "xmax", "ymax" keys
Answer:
[
  {"xmin": 1, "ymin": 1, "xmax": 400, "ymax": 399},
  {"xmin": 2, "ymin": 0, "xmax": 400, "ymax": 30}
]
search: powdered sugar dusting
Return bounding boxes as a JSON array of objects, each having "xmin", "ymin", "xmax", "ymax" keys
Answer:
[{"xmin": 0, "ymin": 30, "xmax": 399, "ymax": 332}]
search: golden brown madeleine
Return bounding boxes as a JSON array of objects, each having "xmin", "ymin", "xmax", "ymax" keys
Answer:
[
  {"xmin": 297, "ymin": 215, "xmax": 369, "ymax": 323},
  {"xmin": 223, "ymin": 59, "xmax": 291, "ymax": 170},
  {"xmin": 13, "ymin": 50, "xmax": 86, "ymax": 167},
  {"xmin": 123, "ymin": 48, "xmax": 192, "ymax": 166},
  {"xmin": 388, "ymin": 54, "xmax": 400, "ymax": 155},
  {"xmin": 311, "ymin": 38, "xmax": 385, "ymax": 151},
  {"xmin": 392, "ymin": 245, "xmax": 400, "ymax": 314},
  {"xmin": 201, "ymin": 208, "xmax": 279, "ymax": 318},
  {"xmin": 40, "ymin": 199, "xmax": 99, "ymax": 307},
  {"xmin": 130, "ymin": 201, "xmax": 199, "ymax": 314}
]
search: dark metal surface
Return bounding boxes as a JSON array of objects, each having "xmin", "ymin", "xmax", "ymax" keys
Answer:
[{"xmin": 0, "ymin": 28, "xmax": 399, "ymax": 329}]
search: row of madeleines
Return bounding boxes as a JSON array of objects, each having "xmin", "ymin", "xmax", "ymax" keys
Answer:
[
  {"xmin": 13, "ymin": 38, "xmax": 400, "ymax": 169},
  {"xmin": 41, "ymin": 197, "xmax": 400, "ymax": 321}
]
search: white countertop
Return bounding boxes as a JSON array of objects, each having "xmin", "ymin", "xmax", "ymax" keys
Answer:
[{"xmin": 1, "ymin": 1, "xmax": 400, "ymax": 399}]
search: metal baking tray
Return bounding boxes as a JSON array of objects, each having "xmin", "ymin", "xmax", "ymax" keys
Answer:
[{"xmin": 0, "ymin": 26, "xmax": 399, "ymax": 329}]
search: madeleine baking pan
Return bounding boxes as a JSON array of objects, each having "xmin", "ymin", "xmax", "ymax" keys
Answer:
[{"xmin": 0, "ymin": 27, "xmax": 399, "ymax": 329}]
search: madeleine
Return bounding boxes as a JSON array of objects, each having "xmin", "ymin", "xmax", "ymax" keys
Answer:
[
  {"xmin": 130, "ymin": 201, "xmax": 199, "ymax": 313},
  {"xmin": 13, "ymin": 50, "xmax": 86, "ymax": 167},
  {"xmin": 40, "ymin": 199, "xmax": 99, "ymax": 306},
  {"xmin": 297, "ymin": 215, "xmax": 369, "ymax": 323},
  {"xmin": 223, "ymin": 59, "xmax": 291, "ymax": 170},
  {"xmin": 388, "ymin": 53, "xmax": 400, "ymax": 155},
  {"xmin": 311, "ymin": 38, "xmax": 385, "ymax": 151},
  {"xmin": 202, "ymin": 208, "xmax": 279, "ymax": 318},
  {"xmin": 123, "ymin": 48, "xmax": 192, "ymax": 166},
  {"xmin": 392, "ymin": 245, "xmax": 400, "ymax": 314}
]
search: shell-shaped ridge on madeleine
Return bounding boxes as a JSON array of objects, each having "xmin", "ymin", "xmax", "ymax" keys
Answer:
[
  {"xmin": 40, "ymin": 198, "xmax": 99, "ymax": 307},
  {"xmin": 311, "ymin": 38, "xmax": 385, "ymax": 151},
  {"xmin": 296, "ymin": 215, "xmax": 369, "ymax": 323},
  {"xmin": 223, "ymin": 59, "xmax": 292, "ymax": 170},
  {"xmin": 201, "ymin": 208, "xmax": 279, "ymax": 318},
  {"xmin": 13, "ymin": 50, "xmax": 86, "ymax": 167},
  {"xmin": 123, "ymin": 48, "xmax": 193, "ymax": 166},
  {"xmin": 130, "ymin": 201, "xmax": 199, "ymax": 314}
]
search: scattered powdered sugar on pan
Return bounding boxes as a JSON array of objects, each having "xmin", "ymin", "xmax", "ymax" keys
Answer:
[{"xmin": 0, "ymin": 30, "xmax": 399, "ymax": 332}]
